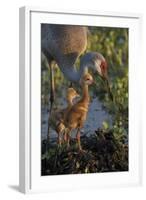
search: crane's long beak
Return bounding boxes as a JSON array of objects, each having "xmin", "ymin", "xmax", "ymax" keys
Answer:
[
  {"xmin": 93, "ymin": 72, "xmax": 113, "ymax": 101},
  {"xmin": 103, "ymin": 78, "xmax": 113, "ymax": 101}
]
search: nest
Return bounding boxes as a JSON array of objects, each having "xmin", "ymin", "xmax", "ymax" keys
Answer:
[{"xmin": 41, "ymin": 128, "xmax": 128, "ymax": 175}]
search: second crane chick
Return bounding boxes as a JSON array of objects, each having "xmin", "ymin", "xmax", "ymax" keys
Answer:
[
  {"xmin": 49, "ymin": 87, "xmax": 79, "ymax": 146},
  {"xmin": 64, "ymin": 73, "xmax": 94, "ymax": 151}
]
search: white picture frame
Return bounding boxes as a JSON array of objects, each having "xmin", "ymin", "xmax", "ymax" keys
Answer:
[{"xmin": 19, "ymin": 6, "xmax": 143, "ymax": 194}]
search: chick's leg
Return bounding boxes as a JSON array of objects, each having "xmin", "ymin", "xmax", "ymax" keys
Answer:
[
  {"xmin": 57, "ymin": 133, "xmax": 62, "ymax": 147},
  {"xmin": 76, "ymin": 128, "xmax": 82, "ymax": 151},
  {"xmin": 65, "ymin": 128, "xmax": 71, "ymax": 148},
  {"xmin": 63, "ymin": 131, "xmax": 67, "ymax": 142}
]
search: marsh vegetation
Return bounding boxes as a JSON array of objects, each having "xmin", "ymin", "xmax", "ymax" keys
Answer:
[{"xmin": 41, "ymin": 26, "xmax": 128, "ymax": 175}]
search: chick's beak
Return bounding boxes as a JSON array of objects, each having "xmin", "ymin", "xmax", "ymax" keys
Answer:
[
  {"xmin": 73, "ymin": 94, "xmax": 80, "ymax": 104},
  {"xmin": 76, "ymin": 94, "xmax": 80, "ymax": 98},
  {"xmin": 89, "ymin": 79, "xmax": 94, "ymax": 85}
]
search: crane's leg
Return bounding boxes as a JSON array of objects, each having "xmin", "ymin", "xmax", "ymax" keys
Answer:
[
  {"xmin": 47, "ymin": 63, "xmax": 55, "ymax": 143},
  {"xmin": 49, "ymin": 63, "xmax": 55, "ymax": 114},
  {"xmin": 76, "ymin": 128, "xmax": 82, "ymax": 151}
]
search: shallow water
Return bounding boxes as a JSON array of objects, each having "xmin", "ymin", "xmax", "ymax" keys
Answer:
[{"xmin": 41, "ymin": 97, "xmax": 112, "ymax": 141}]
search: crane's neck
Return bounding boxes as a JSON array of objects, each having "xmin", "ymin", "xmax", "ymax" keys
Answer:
[
  {"xmin": 59, "ymin": 64, "xmax": 87, "ymax": 83},
  {"xmin": 58, "ymin": 53, "xmax": 93, "ymax": 83},
  {"xmin": 80, "ymin": 84, "xmax": 90, "ymax": 106}
]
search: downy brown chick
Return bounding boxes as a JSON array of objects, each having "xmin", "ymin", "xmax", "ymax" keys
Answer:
[
  {"xmin": 49, "ymin": 87, "xmax": 79, "ymax": 145},
  {"xmin": 64, "ymin": 73, "xmax": 94, "ymax": 151}
]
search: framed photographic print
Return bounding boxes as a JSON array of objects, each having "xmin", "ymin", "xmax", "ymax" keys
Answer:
[{"xmin": 19, "ymin": 7, "xmax": 142, "ymax": 193}]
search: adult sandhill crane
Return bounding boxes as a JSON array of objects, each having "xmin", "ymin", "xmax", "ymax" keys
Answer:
[{"xmin": 41, "ymin": 24, "xmax": 113, "ymax": 140}]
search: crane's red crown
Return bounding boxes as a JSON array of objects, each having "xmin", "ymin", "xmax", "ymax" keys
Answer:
[{"xmin": 100, "ymin": 60, "xmax": 108, "ymax": 79}]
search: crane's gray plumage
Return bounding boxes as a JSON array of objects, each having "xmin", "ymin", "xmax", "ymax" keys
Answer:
[
  {"xmin": 41, "ymin": 24, "xmax": 107, "ymax": 82},
  {"xmin": 41, "ymin": 24, "xmax": 87, "ymax": 67}
]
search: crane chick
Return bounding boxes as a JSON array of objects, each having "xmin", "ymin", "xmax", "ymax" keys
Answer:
[
  {"xmin": 64, "ymin": 72, "xmax": 94, "ymax": 151},
  {"xmin": 49, "ymin": 88, "xmax": 79, "ymax": 146}
]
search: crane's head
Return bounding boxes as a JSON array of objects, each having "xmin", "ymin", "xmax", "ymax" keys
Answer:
[
  {"xmin": 80, "ymin": 52, "xmax": 113, "ymax": 101},
  {"xmin": 80, "ymin": 52, "xmax": 107, "ymax": 77}
]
